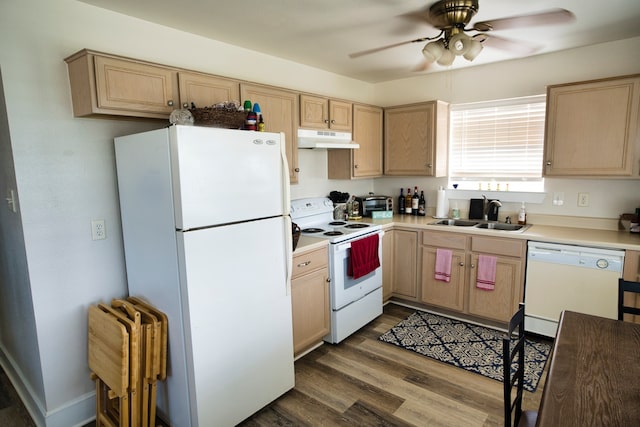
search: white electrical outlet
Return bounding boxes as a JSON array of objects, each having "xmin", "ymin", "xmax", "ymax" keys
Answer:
[
  {"xmin": 578, "ymin": 193, "xmax": 590, "ymax": 207},
  {"xmin": 91, "ymin": 219, "xmax": 106, "ymax": 240}
]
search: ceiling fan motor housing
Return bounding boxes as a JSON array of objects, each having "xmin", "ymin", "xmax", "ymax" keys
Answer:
[{"xmin": 429, "ymin": 0, "xmax": 479, "ymax": 29}]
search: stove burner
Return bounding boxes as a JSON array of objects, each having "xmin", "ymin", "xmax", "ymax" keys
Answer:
[
  {"xmin": 302, "ymin": 228, "xmax": 325, "ymax": 233},
  {"xmin": 329, "ymin": 221, "xmax": 347, "ymax": 226},
  {"xmin": 344, "ymin": 223, "xmax": 369, "ymax": 229},
  {"xmin": 324, "ymin": 231, "xmax": 344, "ymax": 236}
]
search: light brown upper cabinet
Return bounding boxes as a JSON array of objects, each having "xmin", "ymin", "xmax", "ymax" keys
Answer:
[
  {"xmin": 544, "ymin": 74, "xmax": 640, "ymax": 178},
  {"xmin": 384, "ymin": 101, "xmax": 449, "ymax": 177},
  {"xmin": 300, "ymin": 95, "xmax": 352, "ymax": 132},
  {"xmin": 240, "ymin": 83, "xmax": 299, "ymax": 184},
  {"xmin": 65, "ymin": 50, "xmax": 179, "ymax": 119},
  {"xmin": 328, "ymin": 104, "xmax": 383, "ymax": 179},
  {"xmin": 178, "ymin": 71, "xmax": 240, "ymax": 109}
]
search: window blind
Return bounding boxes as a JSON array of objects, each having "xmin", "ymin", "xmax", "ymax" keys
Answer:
[{"xmin": 449, "ymin": 95, "xmax": 546, "ymax": 180}]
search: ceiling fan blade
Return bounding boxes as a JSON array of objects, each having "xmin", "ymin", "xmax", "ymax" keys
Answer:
[
  {"xmin": 473, "ymin": 8, "xmax": 575, "ymax": 32},
  {"xmin": 399, "ymin": 7, "xmax": 432, "ymax": 25},
  {"xmin": 349, "ymin": 37, "xmax": 429, "ymax": 59},
  {"xmin": 412, "ymin": 59, "xmax": 432, "ymax": 73},
  {"xmin": 481, "ymin": 34, "xmax": 540, "ymax": 56}
]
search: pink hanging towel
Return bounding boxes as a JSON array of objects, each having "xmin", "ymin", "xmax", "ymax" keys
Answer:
[
  {"xmin": 434, "ymin": 248, "xmax": 452, "ymax": 283},
  {"xmin": 476, "ymin": 254, "xmax": 497, "ymax": 290}
]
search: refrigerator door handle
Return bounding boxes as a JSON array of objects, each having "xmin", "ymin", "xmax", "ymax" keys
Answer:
[
  {"xmin": 284, "ymin": 215, "xmax": 293, "ymax": 296},
  {"xmin": 279, "ymin": 132, "xmax": 291, "ymax": 215}
]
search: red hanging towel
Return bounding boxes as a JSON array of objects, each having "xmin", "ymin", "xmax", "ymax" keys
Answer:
[
  {"xmin": 348, "ymin": 234, "xmax": 380, "ymax": 279},
  {"xmin": 435, "ymin": 248, "xmax": 452, "ymax": 282},
  {"xmin": 476, "ymin": 254, "xmax": 497, "ymax": 291}
]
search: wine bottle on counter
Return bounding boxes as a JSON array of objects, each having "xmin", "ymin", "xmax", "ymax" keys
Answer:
[
  {"xmin": 412, "ymin": 186, "xmax": 419, "ymax": 215},
  {"xmin": 398, "ymin": 188, "xmax": 405, "ymax": 214},
  {"xmin": 405, "ymin": 188, "xmax": 412, "ymax": 214},
  {"xmin": 418, "ymin": 191, "xmax": 426, "ymax": 216}
]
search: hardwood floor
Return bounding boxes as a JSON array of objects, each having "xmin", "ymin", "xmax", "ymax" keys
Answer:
[{"xmin": 240, "ymin": 303, "xmax": 549, "ymax": 426}]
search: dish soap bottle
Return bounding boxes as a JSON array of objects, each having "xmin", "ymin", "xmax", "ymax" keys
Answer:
[{"xmin": 518, "ymin": 202, "xmax": 527, "ymax": 225}]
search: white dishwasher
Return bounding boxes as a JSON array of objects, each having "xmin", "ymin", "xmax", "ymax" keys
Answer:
[{"xmin": 524, "ymin": 241, "xmax": 625, "ymax": 337}]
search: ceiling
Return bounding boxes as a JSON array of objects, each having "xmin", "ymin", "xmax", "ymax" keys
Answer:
[{"xmin": 80, "ymin": 0, "xmax": 640, "ymax": 83}]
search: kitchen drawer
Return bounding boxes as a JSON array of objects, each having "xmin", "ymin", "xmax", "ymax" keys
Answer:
[
  {"xmin": 422, "ymin": 230, "xmax": 468, "ymax": 250},
  {"xmin": 471, "ymin": 236, "xmax": 525, "ymax": 258},
  {"xmin": 292, "ymin": 246, "xmax": 328, "ymax": 280}
]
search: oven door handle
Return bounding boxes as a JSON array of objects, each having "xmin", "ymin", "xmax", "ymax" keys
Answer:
[{"xmin": 334, "ymin": 230, "xmax": 384, "ymax": 253}]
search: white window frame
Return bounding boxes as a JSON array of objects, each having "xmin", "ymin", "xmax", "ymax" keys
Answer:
[{"xmin": 448, "ymin": 95, "xmax": 546, "ymax": 192}]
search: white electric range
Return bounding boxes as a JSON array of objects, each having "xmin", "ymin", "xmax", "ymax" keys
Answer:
[{"xmin": 290, "ymin": 197, "xmax": 384, "ymax": 343}]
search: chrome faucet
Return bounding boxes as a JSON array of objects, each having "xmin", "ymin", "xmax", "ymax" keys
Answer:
[{"xmin": 482, "ymin": 194, "xmax": 502, "ymax": 221}]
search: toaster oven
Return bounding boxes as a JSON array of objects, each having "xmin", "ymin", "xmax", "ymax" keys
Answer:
[{"xmin": 355, "ymin": 195, "xmax": 393, "ymax": 217}]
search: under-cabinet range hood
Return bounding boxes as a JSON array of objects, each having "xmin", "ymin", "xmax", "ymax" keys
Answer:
[{"xmin": 297, "ymin": 129, "xmax": 360, "ymax": 149}]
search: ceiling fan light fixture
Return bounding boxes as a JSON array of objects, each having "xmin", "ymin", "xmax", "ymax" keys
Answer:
[
  {"xmin": 437, "ymin": 48, "xmax": 455, "ymax": 66},
  {"xmin": 463, "ymin": 38, "xmax": 483, "ymax": 61},
  {"xmin": 422, "ymin": 40, "xmax": 445, "ymax": 63},
  {"xmin": 448, "ymin": 32, "xmax": 472, "ymax": 56}
]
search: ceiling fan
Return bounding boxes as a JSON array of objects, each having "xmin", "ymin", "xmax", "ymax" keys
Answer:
[{"xmin": 349, "ymin": 0, "xmax": 575, "ymax": 69}]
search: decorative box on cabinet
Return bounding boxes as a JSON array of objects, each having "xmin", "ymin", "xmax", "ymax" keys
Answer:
[
  {"xmin": 544, "ymin": 74, "xmax": 640, "ymax": 177},
  {"xmin": 65, "ymin": 49, "xmax": 179, "ymax": 119},
  {"xmin": 300, "ymin": 94, "xmax": 352, "ymax": 131},
  {"xmin": 291, "ymin": 246, "xmax": 330, "ymax": 356},
  {"xmin": 328, "ymin": 103, "xmax": 383, "ymax": 179},
  {"xmin": 384, "ymin": 100, "xmax": 449, "ymax": 177}
]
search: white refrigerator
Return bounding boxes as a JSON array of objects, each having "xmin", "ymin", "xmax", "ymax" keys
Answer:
[{"xmin": 114, "ymin": 125, "xmax": 294, "ymax": 427}]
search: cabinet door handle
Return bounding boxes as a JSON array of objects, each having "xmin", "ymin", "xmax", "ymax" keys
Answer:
[
  {"xmin": 546, "ymin": 160, "xmax": 552, "ymax": 166},
  {"xmin": 470, "ymin": 263, "xmax": 476, "ymax": 268},
  {"xmin": 330, "ymin": 119, "xmax": 335, "ymax": 124},
  {"xmin": 324, "ymin": 119, "xmax": 330, "ymax": 124},
  {"xmin": 297, "ymin": 261, "xmax": 311, "ymax": 267},
  {"xmin": 294, "ymin": 168, "xmax": 300, "ymax": 172},
  {"xmin": 354, "ymin": 164, "xmax": 359, "ymax": 169},
  {"xmin": 427, "ymin": 163, "xmax": 433, "ymax": 169},
  {"xmin": 459, "ymin": 262, "xmax": 465, "ymax": 267},
  {"xmin": 167, "ymin": 100, "xmax": 174, "ymax": 107},
  {"xmin": 182, "ymin": 103, "xmax": 189, "ymax": 108}
]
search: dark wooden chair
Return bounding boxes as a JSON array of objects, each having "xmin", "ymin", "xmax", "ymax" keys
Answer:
[
  {"xmin": 503, "ymin": 303, "xmax": 537, "ymax": 427},
  {"xmin": 618, "ymin": 278, "xmax": 640, "ymax": 321}
]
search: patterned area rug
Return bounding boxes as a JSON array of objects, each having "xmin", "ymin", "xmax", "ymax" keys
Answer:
[{"xmin": 379, "ymin": 311, "xmax": 551, "ymax": 392}]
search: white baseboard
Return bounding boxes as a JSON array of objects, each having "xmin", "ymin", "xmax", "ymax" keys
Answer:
[{"xmin": 0, "ymin": 348, "xmax": 95, "ymax": 427}]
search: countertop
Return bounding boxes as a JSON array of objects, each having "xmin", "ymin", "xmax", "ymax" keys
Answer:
[{"xmin": 293, "ymin": 214, "xmax": 640, "ymax": 254}]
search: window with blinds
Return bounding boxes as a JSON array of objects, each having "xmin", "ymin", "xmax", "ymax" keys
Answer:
[{"xmin": 449, "ymin": 95, "xmax": 546, "ymax": 183}]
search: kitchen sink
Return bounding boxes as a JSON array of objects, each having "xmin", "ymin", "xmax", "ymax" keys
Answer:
[
  {"xmin": 433, "ymin": 219, "xmax": 479, "ymax": 227},
  {"xmin": 429, "ymin": 219, "xmax": 531, "ymax": 233},
  {"xmin": 476, "ymin": 223, "xmax": 524, "ymax": 231}
]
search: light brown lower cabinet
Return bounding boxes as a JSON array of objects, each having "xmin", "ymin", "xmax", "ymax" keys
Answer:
[
  {"xmin": 390, "ymin": 229, "xmax": 419, "ymax": 300},
  {"xmin": 420, "ymin": 231, "xmax": 467, "ymax": 312},
  {"xmin": 291, "ymin": 246, "xmax": 329, "ymax": 356},
  {"xmin": 419, "ymin": 230, "xmax": 525, "ymax": 323},
  {"xmin": 381, "ymin": 229, "xmax": 394, "ymax": 301}
]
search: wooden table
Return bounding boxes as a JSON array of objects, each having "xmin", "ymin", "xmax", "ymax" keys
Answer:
[{"xmin": 537, "ymin": 311, "xmax": 640, "ymax": 426}]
